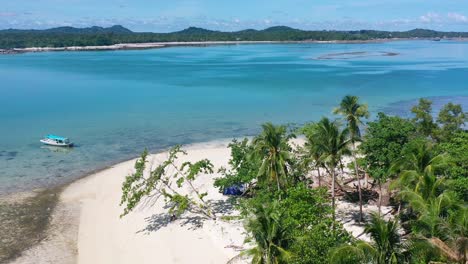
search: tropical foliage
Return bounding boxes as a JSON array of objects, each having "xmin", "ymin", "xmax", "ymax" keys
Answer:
[
  {"xmin": 243, "ymin": 200, "xmax": 294, "ymax": 264},
  {"xmin": 310, "ymin": 118, "xmax": 351, "ymax": 221},
  {"xmin": 241, "ymin": 184, "xmax": 350, "ymax": 264},
  {"xmin": 253, "ymin": 123, "xmax": 293, "ymax": 191},
  {"xmin": 360, "ymin": 113, "xmax": 417, "ymax": 212},
  {"xmin": 330, "ymin": 214, "xmax": 404, "ymax": 264},
  {"xmin": 214, "ymin": 138, "xmax": 261, "ymax": 193},
  {"xmin": 120, "ymin": 95, "xmax": 467, "ymax": 264},
  {"xmin": 411, "ymin": 98, "xmax": 438, "ymax": 138},
  {"xmin": 333, "ymin": 95, "xmax": 369, "ymax": 222},
  {"xmin": 300, "ymin": 123, "xmax": 327, "ymax": 189},
  {"xmin": 436, "ymin": 131, "xmax": 468, "ymax": 201},
  {"xmin": 437, "ymin": 103, "xmax": 467, "ymax": 140},
  {"xmin": 120, "ymin": 146, "xmax": 216, "ymax": 219}
]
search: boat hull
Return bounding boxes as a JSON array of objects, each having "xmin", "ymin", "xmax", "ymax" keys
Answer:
[{"xmin": 40, "ymin": 139, "xmax": 74, "ymax": 147}]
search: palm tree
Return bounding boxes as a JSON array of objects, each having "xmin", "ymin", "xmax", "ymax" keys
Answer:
[
  {"xmin": 364, "ymin": 214, "xmax": 402, "ymax": 264},
  {"xmin": 253, "ymin": 123, "xmax": 292, "ymax": 192},
  {"xmin": 313, "ymin": 117, "xmax": 351, "ymax": 221},
  {"xmin": 302, "ymin": 122, "xmax": 325, "ymax": 187},
  {"xmin": 334, "ymin": 95, "xmax": 370, "ymax": 223},
  {"xmin": 391, "ymin": 141, "xmax": 467, "ymax": 262},
  {"xmin": 392, "ymin": 140, "xmax": 448, "ymax": 197},
  {"xmin": 399, "ymin": 188, "xmax": 465, "ymax": 263},
  {"xmin": 400, "ymin": 189, "xmax": 455, "ymax": 236},
  {"xmin": 329, "ymin": 213, "xmax": 404, "ymax": 264},
  {"xmin": 391, "ymin": 140, "xmax": 449, "ymax": 204},
  {"xmin": 243, "ymin": 201, "xmax": 293, "ymax": 264},
  {"xmin": 397, "ymin": 166, "xmax": 467, "ymax": 264}
]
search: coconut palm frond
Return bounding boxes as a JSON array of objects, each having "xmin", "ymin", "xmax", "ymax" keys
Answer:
[
  {"xmin": 330, "ymin": 214, "xmax": 405, "ymax": 264},
  {"xmin": 253, "ymin": 123, "xmax": 291, "ymax": 191},
  {"xmin": 242, "ymin": 201, "xmax": 293, "ymax": 264},
  {"xmin": 329, "ymin": 244, "xmax": 366, "ymax": 264}
]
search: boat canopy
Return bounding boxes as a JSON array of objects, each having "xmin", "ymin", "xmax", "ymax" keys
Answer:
[{"xmin": 46, "ymin": 134, "xmax": 68, "ymax": 141}]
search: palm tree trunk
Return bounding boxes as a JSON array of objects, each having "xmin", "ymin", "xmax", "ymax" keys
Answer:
[
  {"xmin": 340, "ymin": 160, "xmax": 345, "ymax": 179},
  {"xmin": 352, "ymin": 142, "xmax": 363, "ymax": 223},
  {"xmin": 364, "ymin": 172, "xmax": 369, "ymax": 189},
  {"xmin": 463, "ymin": 248, "xmax": 467, "ymax": 264},
  {"xmin": 331, "ymin": 167, "xmax": 336, "ymax": 224},
  {"xmin": 275, "ymin": 172, "xmax": 280, "ymax": 192},
  {"xmin": 378, "ymin": 182, "xmax": 382, "ymax": 216},
  {"xmin": 272, "ymin": 157, "xmax": 281, "ymax": 192},
  {"xmin": 283, "ymin": 164, "xmax": 288, "ymax": 186},
  {"xmin": 317, "ymin": 167, "xmax": 321, "ymax": 187},
  {"xmin": 429, "ymin": 237, "xmax": 461, "ymax": 263}
]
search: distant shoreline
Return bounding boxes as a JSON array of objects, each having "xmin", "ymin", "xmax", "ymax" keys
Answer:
[{"xmin": 2, "ymin": 38, "xmax": 467, "ymax": 55}]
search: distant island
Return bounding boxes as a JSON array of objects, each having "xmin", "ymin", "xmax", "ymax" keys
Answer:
[{"xmin": 1, "ymin": 25, "xmax": 468, "ymax": 52}]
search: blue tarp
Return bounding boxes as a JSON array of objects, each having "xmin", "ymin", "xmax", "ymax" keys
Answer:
[{"xmin": 223, "ymin": 184, "xmax": 245, "ymax": 196}]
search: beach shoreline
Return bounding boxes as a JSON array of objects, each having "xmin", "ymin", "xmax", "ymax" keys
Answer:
[
  {"xmin": 4, "ymin": 136, "xmax": 390, "ymax": 263},
  {"xmin": 0, "ymin": 136, "xmax": 249, "ymax": 197},
  {"xmin": 0, "ymin": 137, "xmax": 253, "ymax": 263},
  {"xmin": 2, "ymin": 37, "xmax": 466, "ymax": 55},
  {"xmin": 8, "ymin": 139, "xmax": 248, "ymax": 264}
]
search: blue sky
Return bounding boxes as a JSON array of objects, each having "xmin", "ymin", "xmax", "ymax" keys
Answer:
[{"xmin": 1, "ymin": 0, "xmax": 468, "ymax": 32}]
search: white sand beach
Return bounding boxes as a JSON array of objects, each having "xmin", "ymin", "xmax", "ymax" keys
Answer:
[
  {"xmin": 8, "ymin": 41, "xmax": 284, "ymax": 54},
  {"xmin": 2, "ymin": 38, "xmax": 439, "ymax": 55},
  {"xmin": 12, "ymin": 138, "xmax": 386, "ymax": 264},
  {"xmin": 13, "ymin": 140, "xmax": 247, "ymax": 264}
]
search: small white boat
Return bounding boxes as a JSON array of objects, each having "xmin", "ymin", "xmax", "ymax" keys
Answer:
[{"xmin": 40, "ymin": 134, "xmax": 74, "ymax": 147}]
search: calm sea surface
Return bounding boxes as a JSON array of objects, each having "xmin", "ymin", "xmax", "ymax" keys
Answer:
[{"xmin": 0, "ymin": 41, "xmax": 467, "ymax": 193}]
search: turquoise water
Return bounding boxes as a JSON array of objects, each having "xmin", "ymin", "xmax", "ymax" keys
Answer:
[{"xmin": 1, "ymin": 41, "xmax": 467, "ymax": 193}]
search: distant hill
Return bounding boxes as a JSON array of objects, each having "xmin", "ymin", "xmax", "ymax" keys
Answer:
[
  {"xmin": 174, "ymin": 27, "xmax": 217, "ymax": 35},
  {"xmin": 262, "ymin": 26, "xmax": 299, "ymax": 33},
  {"xmin": 0, "ymin": 25, "xmax": 133, "ymax": 34},
  {"xmin": 0, "ymin": 25, "xmax": 467, "ymax": 49}
]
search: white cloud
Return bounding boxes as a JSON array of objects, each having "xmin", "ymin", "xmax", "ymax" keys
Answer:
[
  {"xmin": 420, "ymin": 12, "xmax": 441, "ymax": 23},
  {"xmin": 418, "ymin": 12, "xmax": 468, "ymax": 24},
  {"xmin": 2, "ymin": 11, "xmax": 468, "ymax": 32},
  {"xmin": 448, "ymin": 12, "xmax": 468, "ymax": 23}
]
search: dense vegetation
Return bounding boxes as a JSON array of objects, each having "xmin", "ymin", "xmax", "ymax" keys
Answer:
[
  {"xmin": 121, "ymin": 96, "xmax": 467, "ymax": 263},
  {"xmin": 1, "ymin": 25, "xmax": 468, "ymax": 49}
]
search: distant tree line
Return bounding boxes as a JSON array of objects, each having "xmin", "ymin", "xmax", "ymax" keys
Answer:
[{"xmin": 1, "ymin": 25, "xmax": 468, "ymax": 49}]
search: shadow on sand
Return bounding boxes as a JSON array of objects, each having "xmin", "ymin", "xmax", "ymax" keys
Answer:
[{"xmin": 138, "ymin": 197, "xmax": 237, "ymax": 234}]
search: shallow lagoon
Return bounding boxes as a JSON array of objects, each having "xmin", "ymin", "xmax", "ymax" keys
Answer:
[{"xmin": 0, "ymin": 41, "xmax": 467, "ymax": 193}]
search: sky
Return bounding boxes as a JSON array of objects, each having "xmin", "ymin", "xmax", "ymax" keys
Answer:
[{"xmin": 1, "ymin": 0, "xmax": 468, "ymax": 32}]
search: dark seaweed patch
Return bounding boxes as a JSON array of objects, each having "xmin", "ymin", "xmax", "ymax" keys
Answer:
[
  {"xmin": 0, "ymin": 188, "xmax": 60, "ymax": 262},
  {"xmin": 7, "ymin": 151, "xmax": 18, "ymax": 158},
  {"xmin": 316, "ymin": 51, "xmax": 400, "ymax": 60},
  {"xmin": 0, "ymin": 151, "xmax": 18, "ymax": 160}
]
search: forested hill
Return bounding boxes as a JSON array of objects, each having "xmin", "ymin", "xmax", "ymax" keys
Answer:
[
  {"xmin": 0, "ymin": 25, "xmax": 132, "ymax": 34},
  {"xmin": 1, "ymin": 25, "xmax": 468, "ymax": 49}
]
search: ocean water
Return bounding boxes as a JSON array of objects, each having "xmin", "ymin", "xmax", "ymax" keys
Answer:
[{"xmin": 0, "ymin": 41, "xmax": 467, "ymax": 193}]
